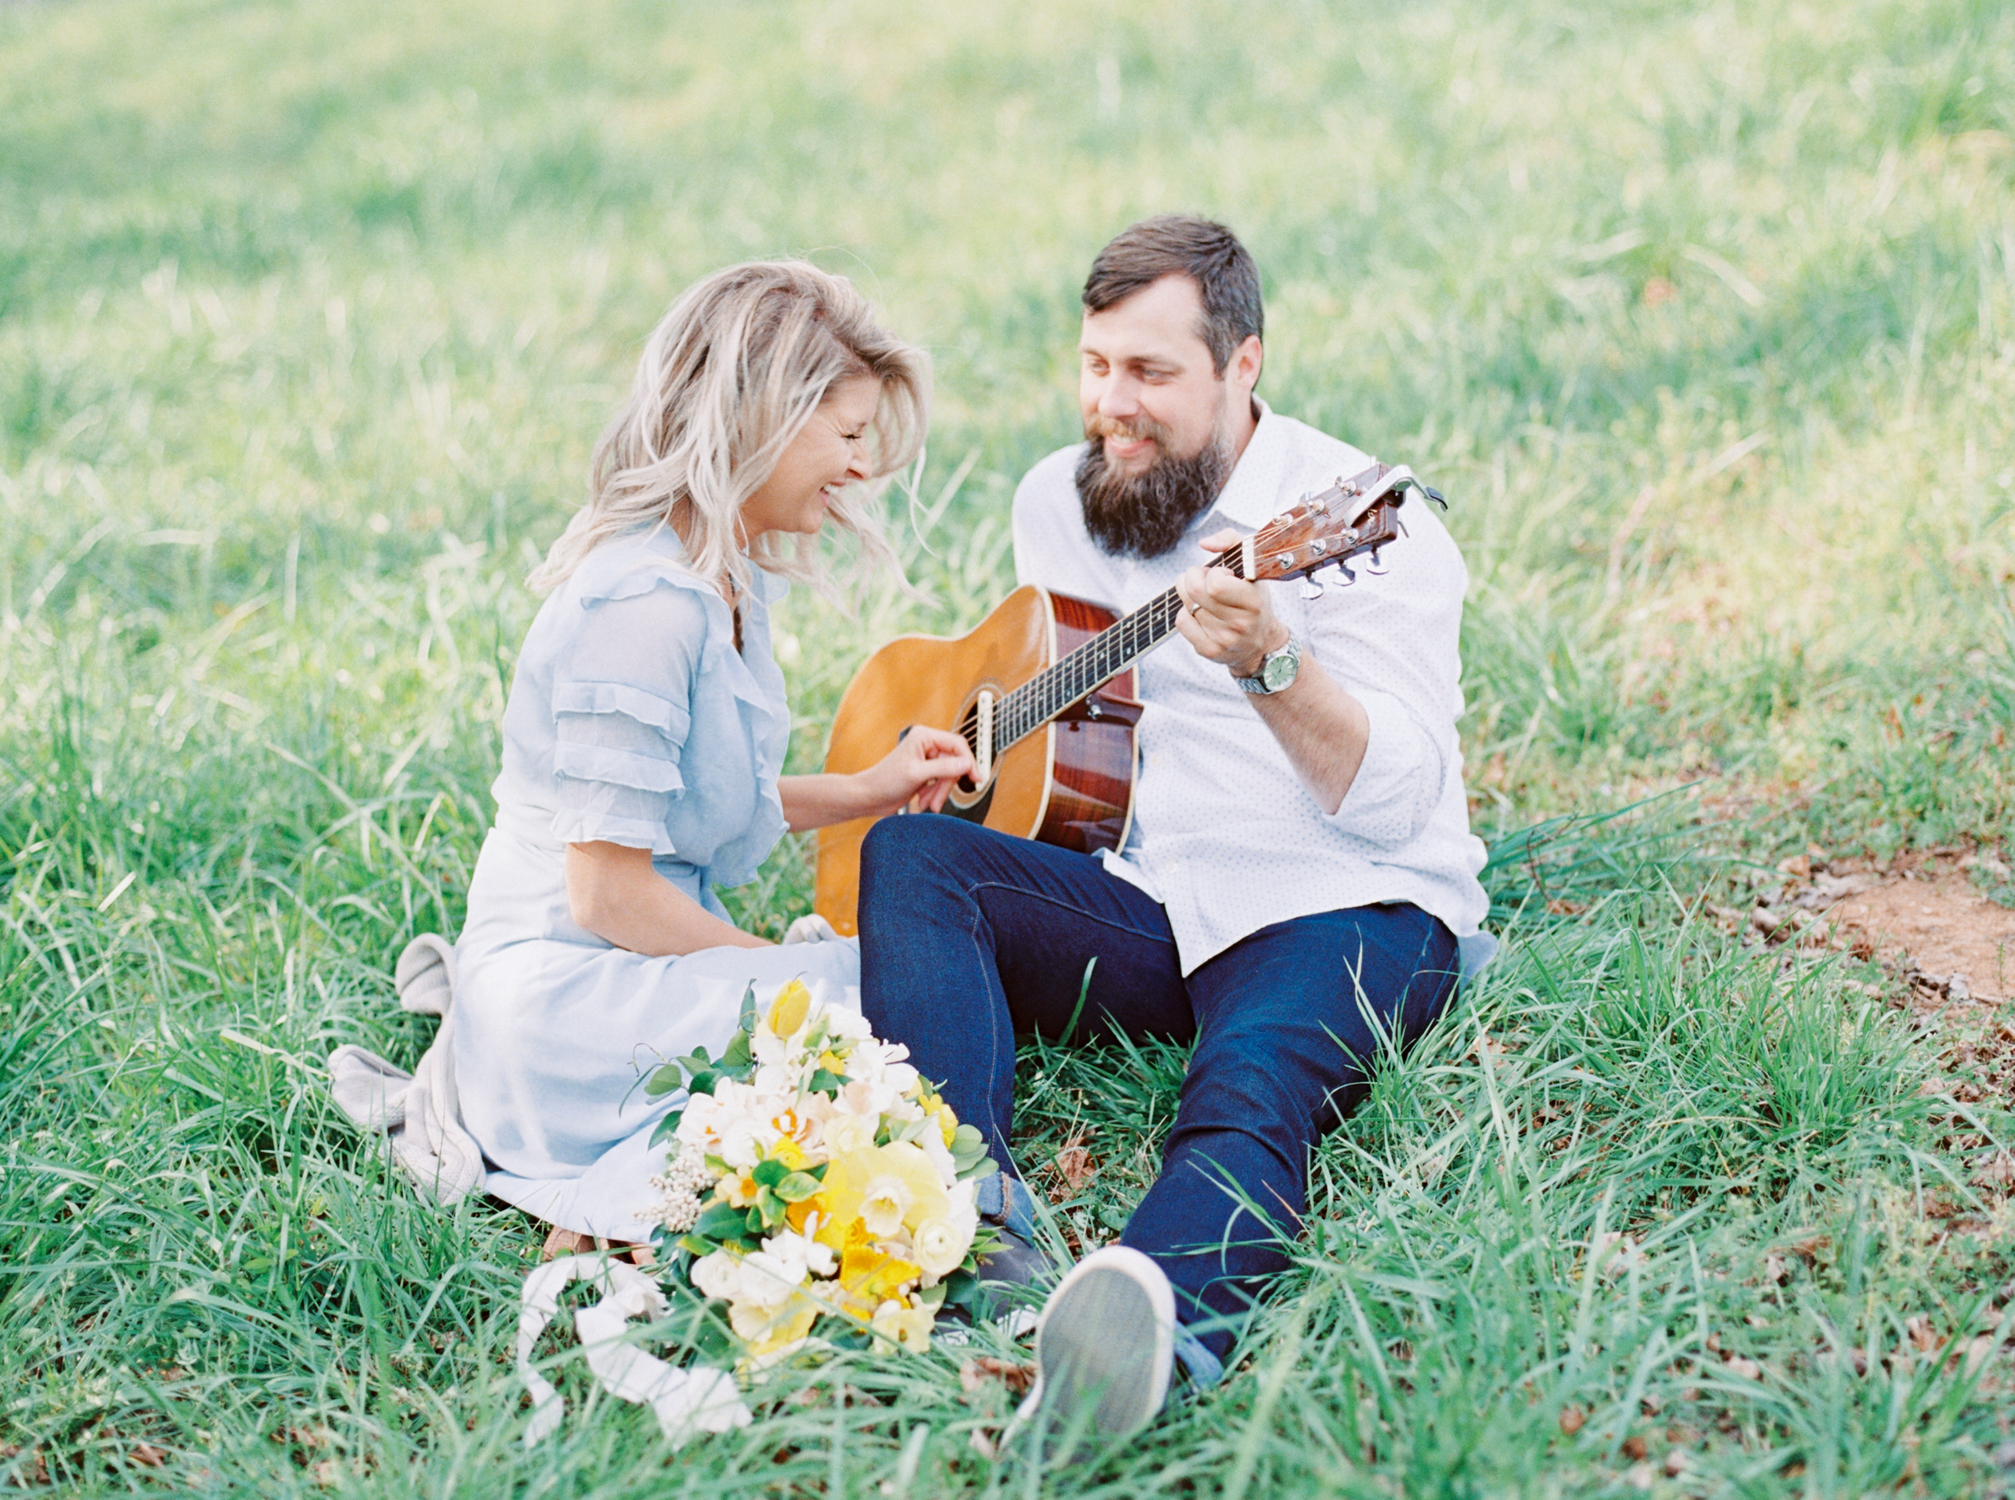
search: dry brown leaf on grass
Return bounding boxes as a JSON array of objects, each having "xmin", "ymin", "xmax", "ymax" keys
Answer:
[
  {"xmin": 1558, "ymin": 1404, "xmax": 1587, "ymax": 1435},
  {"xmin": 1051, "ymin": 1139, "xmax": 1098, "ymax": 1198},
  {"xmin": 959, "ymin": 1356, "xmax": 1035, "ymax": 1397},
  {"xmin": 1970, "ymin": 1151, "xmax": 2015, "ymax": 1188},
  {"xmin": 1906, "ymin": 1316, "xmax": 1946, "ymax": 1356},
  {"xmin": 0, "ymin": 1445, "xmax": 49, "ymax": 1485}
]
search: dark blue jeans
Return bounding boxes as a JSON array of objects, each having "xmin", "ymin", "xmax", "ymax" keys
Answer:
[{"xmin": 858, "ymin": 814, "xmax": 1459, "ymax": 1357}]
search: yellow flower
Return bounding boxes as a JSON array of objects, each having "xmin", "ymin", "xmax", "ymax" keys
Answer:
[
  {"xmin": 870, "ymin": 1298, "xmax": 935, "ymax": 1355},
  {"xmin": 817, "ymin": 1050, "xmax": 846, "ymax": 1074},
  {"xmin": 768, "ymin": 1136, "xmax": 808, "ymax": 1172},
  {"xmin": 836, "ymin": 1232, "xmax": 920, "ymax": 1321},
  {"xmin": 784, "ymin": 1194, "xmax": 824, "ymax": 1235},
  {"xmin": 765, "ymin": 979, "xmax": 812, "ymax": 1038},
  {"xmin": 731, "ymin": 1295, "xmax": 818, "ymax": 1356},
  {"xmin": 722, "ymin": 1171, "xmax": 759, "ymax": 1208},
  {"xmin": 936, "ymin": 1101, "xmax": 959, "ymax": 1148},
  {"xmin": 811, "ymin": 1142, "xmax": 950, "ymax": 1251}
]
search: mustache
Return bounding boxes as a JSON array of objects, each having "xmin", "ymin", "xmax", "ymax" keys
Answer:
[{"xmin": 1083, "ymin": 414, "xmax": 1175, "ymax": 447}]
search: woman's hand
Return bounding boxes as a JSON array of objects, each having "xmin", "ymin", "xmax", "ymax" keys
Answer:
[
  {"xmin": 860, "ymin": 726, "xmax": 975, "ymax": 817},
  {"xmin": 778, "ymin": 727, "xmax": 976, "ymax": 832}
]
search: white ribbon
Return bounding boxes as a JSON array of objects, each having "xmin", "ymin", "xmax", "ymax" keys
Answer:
[{"xmin": 517, "ymin": 1255, "xmax": 751, "ymax": 1449}]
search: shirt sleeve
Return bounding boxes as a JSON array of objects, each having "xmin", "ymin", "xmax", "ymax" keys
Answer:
[
  {"xmin": 1308, "ymin": 510, "xmax": 1467, "ymax": 848},
  {"xmin": 547, "ymin": 580, "xmax": 710, "ymax": 855}
]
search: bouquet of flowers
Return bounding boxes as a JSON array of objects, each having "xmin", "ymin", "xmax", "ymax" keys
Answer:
[{"xmin": 641, "ymin": 979, "xmax": 1000, "ymax": 1369}]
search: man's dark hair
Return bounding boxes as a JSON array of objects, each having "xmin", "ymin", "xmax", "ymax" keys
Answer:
[{"xmin": 1081, "ymin": 215, "xmax": 1264, "ymax": 374}]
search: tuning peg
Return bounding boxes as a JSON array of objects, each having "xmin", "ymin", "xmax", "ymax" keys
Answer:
[
  {"xmin": 1362, "ymin": 547, "xmax": 1389, "ymax": 576},
  {"xmin": 1336, "ymin": 560, "xmax": 1358, "ymax": 586},
  {"xmin": 1299, "ymin": 574, "xmax": 1325, "ymax": 601}
]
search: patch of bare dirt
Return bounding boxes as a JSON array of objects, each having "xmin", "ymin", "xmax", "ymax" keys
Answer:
[
  {"xmin": 1808, "ymin": 853, "xmax": 2015, "ymax": 1003},
  {"xmin": 1711, "ymin": 849, "xmax": 2015, "ymax": 1003}
]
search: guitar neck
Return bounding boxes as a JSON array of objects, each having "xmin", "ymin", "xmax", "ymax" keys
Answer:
[{"xmin": 992, "ymin": 544, "xmax": 1247, "ymax": 753}]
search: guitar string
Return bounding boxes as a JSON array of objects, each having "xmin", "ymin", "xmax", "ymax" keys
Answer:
[{"xmin": 948, "ymin": 493, "xmax": 1395, "ymax": 765}]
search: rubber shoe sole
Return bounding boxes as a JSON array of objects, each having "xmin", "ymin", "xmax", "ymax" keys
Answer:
[{"xmin": 1014, "ymin": 1246, "xmax": 1174, "ymax": 1455}]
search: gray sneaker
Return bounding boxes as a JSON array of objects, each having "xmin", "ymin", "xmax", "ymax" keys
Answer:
[{"xmin": 1014, "ymin": 1246, "xmax": 1175, "ymax": 1455}]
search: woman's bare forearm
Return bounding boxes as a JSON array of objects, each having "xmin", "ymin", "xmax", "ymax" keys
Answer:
[
  {"xmin": 779, "ymin": 773, "xmax": 875, "ymax": 832},
  {"xmin": 565, "ymin": 842, "xmax": 770, "ymax": 956}
]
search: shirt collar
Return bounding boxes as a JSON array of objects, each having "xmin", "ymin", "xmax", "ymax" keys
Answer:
[{"xmin": 1202, "ymin": 398, "xmax": 1290, "ymax": 532}]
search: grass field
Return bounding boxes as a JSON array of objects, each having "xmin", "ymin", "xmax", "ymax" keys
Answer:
[{"xmin": 4, "ymin": 0, "xmax": 2015, "ymax": 1493}]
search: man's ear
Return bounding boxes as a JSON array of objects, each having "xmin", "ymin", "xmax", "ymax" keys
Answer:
[{"xmin": 1231, "ymin": 334, "xmax": 1263, "ymax": 396}]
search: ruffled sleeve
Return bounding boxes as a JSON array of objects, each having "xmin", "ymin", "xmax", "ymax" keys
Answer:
[{"xmin": 546, "ymin": 576, "xmax": 711, "ymax": 855}]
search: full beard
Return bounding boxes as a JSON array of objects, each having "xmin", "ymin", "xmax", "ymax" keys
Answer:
[{"xmin": 1074, "ymin": 417, "xmax": 1235, "ymax": 561}]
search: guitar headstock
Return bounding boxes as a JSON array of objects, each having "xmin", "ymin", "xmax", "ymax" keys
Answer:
[{"xmin": 1229, "ymin": 462, "xmax": 1442, "ymax": 592}]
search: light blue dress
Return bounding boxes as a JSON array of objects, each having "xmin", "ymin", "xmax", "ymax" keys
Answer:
[{"xmin": 454, "ymin": 525, "xmax": 860, "ymax": 1240}]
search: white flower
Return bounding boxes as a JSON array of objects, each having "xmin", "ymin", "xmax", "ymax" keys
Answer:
[
  {"xmin": 912, "ymin": 1201, "xmax": 979, "ymax": 1280},
  {"xmin": 915, "ymin": 1121, "xmax": 958, "ymax": 1185},
  {"xmin": 757, "ymin": 1227, "xmax": 824, "ymax": 1281},
  {"xmin": 824, "ymin": 1007, "xmax": 872, "ymax": 1043},
  {"xmin": 690, "ymin": 1250, "xmax": 743, "ymax": 1302},
  {"xmin": 738, "ymin": 1248, "xmax": 807, "ymax": 1310},
  {"xmin": 821, "ymin": 1111, "xmax": 878, "ymax": 1157},
  {"xmin": 681, "ymin": 1080, "xmax": 793, "ymax": 1168},
  {"xmin": 750, "ymin": 1025, "xmax": 793, "ymax": 1067},
  {"xmin": 858, "ymin": 1175, "xmax": 913, "ymax": 1239},
  {"xmin": 770, "ymin": 1225, "xmax": 835, "ymax": 1280}
]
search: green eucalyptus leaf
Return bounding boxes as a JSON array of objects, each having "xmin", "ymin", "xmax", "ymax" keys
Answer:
[
  {"xmin": 773, "ymin": 1171, "xmax": 821, "ymax": 1203},
  {"xmin": 694, "ymin": 1202, "xmax": 748, "ymax": 1240}
]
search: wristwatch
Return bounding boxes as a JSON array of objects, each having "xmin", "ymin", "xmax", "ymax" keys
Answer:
[{"xmin": 1234, "ymin": 633, "xmax": 1302, "ymax": 696}]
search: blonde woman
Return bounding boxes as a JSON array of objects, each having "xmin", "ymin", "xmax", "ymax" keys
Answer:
[{"xmin": 441, "ymin": 263, "xmax": 971, "ymax": 1248}]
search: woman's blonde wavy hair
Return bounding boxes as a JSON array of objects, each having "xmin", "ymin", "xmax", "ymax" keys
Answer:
[{"xmin": 529, "ymin": 261, "xmax": 929, "ymax": 599}]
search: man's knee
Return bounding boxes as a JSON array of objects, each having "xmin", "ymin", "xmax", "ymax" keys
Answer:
[{"xmin": 1181, "ymin": 1036, "xmax": 1359, "ymax": 1149}]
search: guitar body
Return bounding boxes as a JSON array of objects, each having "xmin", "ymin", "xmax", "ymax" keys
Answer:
[
  {"xmin": 812, "ymin": 459, "xmax": 1429, "ymax": 934},
  {"xmin": 813, "ymin": 586, "xmax": 1138, "ymax": 935}
]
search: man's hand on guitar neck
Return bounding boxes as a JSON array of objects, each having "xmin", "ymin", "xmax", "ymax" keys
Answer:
[{"xmin": 1174, "ymin": 530, "xmax": 1371, "ymax": 818}]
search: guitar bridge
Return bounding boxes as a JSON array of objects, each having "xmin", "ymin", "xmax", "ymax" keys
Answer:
[{"xmin": 974, "ymin": 690, "xmax": 996, "ymax": 786}]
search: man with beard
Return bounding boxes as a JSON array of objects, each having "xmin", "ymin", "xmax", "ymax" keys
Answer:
[{"xmin": 857, "ymin": 216, "xmax": 1491, "ymax": 1443}]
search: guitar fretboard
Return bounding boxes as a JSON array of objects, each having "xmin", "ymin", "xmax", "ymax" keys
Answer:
[{"xmin": 981, "ymin": 543, "xmax": 1248, "ymax": 755}]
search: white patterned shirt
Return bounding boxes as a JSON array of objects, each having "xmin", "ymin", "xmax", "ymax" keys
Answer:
[{"xmin": 1011, "ymin": 402, "xmax": 1491, "ymax": 976}]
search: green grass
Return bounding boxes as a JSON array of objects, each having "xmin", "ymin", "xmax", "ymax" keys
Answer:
[{"xmin": 4, "ymin": 0, "xmax": 2014, "ymax": 1493}]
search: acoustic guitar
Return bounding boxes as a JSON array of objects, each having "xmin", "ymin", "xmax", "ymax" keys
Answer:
[{"xmin": 813, "ymin": 461, "xmax": 1441, "ymax": 933}]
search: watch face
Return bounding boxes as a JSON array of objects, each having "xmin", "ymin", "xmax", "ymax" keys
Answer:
[{"xmin": 1262, "ymin": 646, "xmax": 1298, "ymax": 692}]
